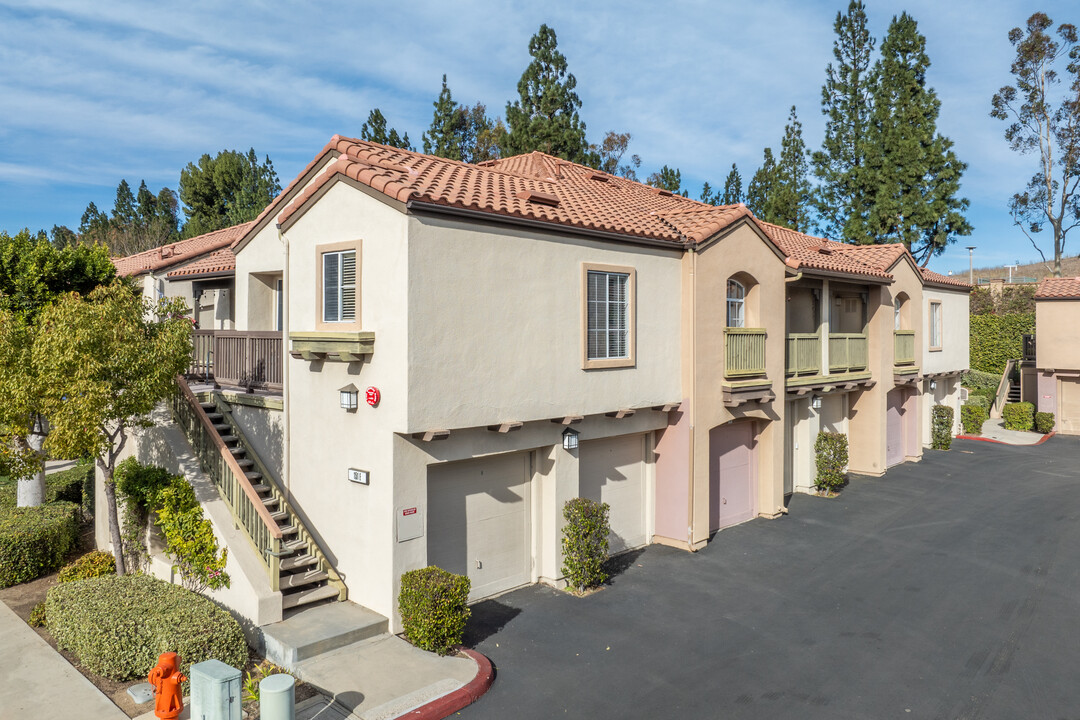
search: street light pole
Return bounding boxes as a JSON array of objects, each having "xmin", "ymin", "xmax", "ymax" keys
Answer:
[{"xmin": 966, "ymin": 246, "xmax": 976, "ymax": 285}]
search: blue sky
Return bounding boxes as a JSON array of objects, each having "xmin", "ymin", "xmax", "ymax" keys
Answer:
[{"xmin": 0, "ymin": 0, "xmax": 1073, "ymax": 275}]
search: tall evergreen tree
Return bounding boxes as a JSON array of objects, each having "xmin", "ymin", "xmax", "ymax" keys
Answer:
[
  {"xmin": 78, "ymin": 202, "xmax": 110, "ymax": 246},
  {"xmin": 699, "ymin": 182, "xmax": 718, "ymax": 205},
  {"xmin": 773, "ymin": 107, "xmax": 813, "ymax": 231},
  {"xmin": 502, "ymin": 24, "xmax": 593, "ymax": 164},
  {"xmin": 864, "ymin": 13, "xmax": 971, "ymax": 261},
  {"xmin": 646, "ymin": 166, "xmax": 686, "ymax": 196},
  {"xmin": 721, "ymin": 164, "xmax": 743, "ymax": 205},
  {"xmin": 745, "ymin": 148, "xmax": 779, "ymax": 222},
  {"xmin": 361, "ymin": 109, "xmax": 414, "ymax": 151},
  {"xmin": 179, "ymin": 149, "xmax": 281, "ymax": 239},
  {"xmin": 422, "ymin": 75, "xmax": 467, "ymax": 161},
  {"xmin": 111, "ymin": 180, "xmax": 137, "ymax": 228},
  {"xmin": 463, "ymin": 103, "xmax": 505, "ymax": 163},
  {"xmin": 812, "ymin": 1, "xmax": 876, "ymax": 241}
]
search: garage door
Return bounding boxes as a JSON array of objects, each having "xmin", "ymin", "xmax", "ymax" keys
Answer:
[
  {"xmin": 1060, "ymin": 378, "xmax": 1080, "ymax": 435},
  {"xmin": 886, "ymin": 388, "xmax": 904, "ymax": 467},
  {"xmin": 709, "ymin": 422, "xmax": 755, "ymax": 531},
  {"xmin": 579, "ymin": 434, "xmax": 646, "ymax": 553},
  {"xmin": 427, "ymin": 452, "xmax": 531, "ymax": 600}
]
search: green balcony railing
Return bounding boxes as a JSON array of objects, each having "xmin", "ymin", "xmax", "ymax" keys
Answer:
[
  {"xmin": 724, "ymin": 327, "xmax": 767, "ymax": 378},
  {"xmin": 786, "ymin": 333, "xmax": 821, "ymax": 376},
  {"xmin": 894, "ymin": 330, "xmax": 915, "ymax": 366},
  {"xmin": 828, "ymin": 333, "xmax": 869, "ymax": 373}
]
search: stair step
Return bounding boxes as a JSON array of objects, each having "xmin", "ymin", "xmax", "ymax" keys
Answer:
[
  {"xmin": 281, "ymin": 584, "xmax": 340, "ymax": 610},
  {"xmin": 213, "ymin": 423, "xmax": 231, "ymax": 432},
  {"xmin": 236, "ymin": 458, "xmax": 254, "ymax": 469},
  {"xmin": 263, "ymin": 602, "xmax": 387, "ymax": 667},
  {"xmin": 279, "ymin": 570, "xmax": 329, "ymax": 591},
  {"xmin": 279, "ymin": 554, "xmax": 318, "ymax": 572},
  {"xmin": 281, "ymin": 539, "xmax": 308, "ymax": 555},
  {"xmin": 229, "ymin": 447, "xmax": 246, "ymax": 457},
  {"xmin": 200, "ymin": 402, "xmax": 216, "ymax": 411},
  {"xmin": 245, "ymin": 471, "xmax": 263, "ymax": 482},
  {"xmin": 261, "ymin": 496, "xmax": 279, "ymax": 507},
  {"xmin": 219, "ymin": 435, "xmax": 239, "ymax": 444},
  {"xmin": 270, "ymin": 510, "xmax": 288, "ymax": 522},
  {"xmin": 206, "ymin": 412, "xmax": 224, "ymax": 421},
  {"xmin": 252, "ymin": 483, "xmax": 270, "ymax": 494},
  {"xmin": 277, "ymin": 524, "xmax": 298, "ymax": 536}
]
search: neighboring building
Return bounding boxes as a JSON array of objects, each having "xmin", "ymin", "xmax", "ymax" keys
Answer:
[
  {"xmin": 919, "ymin": 268, "xmax": 971, "ymax": 443},
  {"xmin": 1034, "ymin": 277, "xmax": 1080, "ymax": 434},
  {"xmin": 103, "ymin": 137, "xmax": 970, "ymax": 637}
]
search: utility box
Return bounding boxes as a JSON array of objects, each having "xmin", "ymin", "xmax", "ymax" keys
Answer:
[{"xmin": 190, "ymin": 659, "xmax": 242, "ymax": 720}]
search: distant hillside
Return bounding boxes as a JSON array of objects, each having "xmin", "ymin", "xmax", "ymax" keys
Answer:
[{"xmin": 960, "ymin": 256, "xmax": 1080, "ymax": 283}]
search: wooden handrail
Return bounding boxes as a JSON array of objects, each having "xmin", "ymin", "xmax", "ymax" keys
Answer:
[{"xmin": 175, "ymin": 376, "xmax": 283, "ymax": 540}]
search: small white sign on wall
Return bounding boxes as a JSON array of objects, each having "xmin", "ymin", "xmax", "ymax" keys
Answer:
[
  {"xmin": 396, "ymin": 506, "xmax": 424, "ymax": 543},
  {"xmin": 348, "ymin": 468, "xmax": 369, "ymax": 485}
]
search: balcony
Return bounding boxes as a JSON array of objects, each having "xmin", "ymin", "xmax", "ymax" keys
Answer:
[
  {"xmin": 188, "ymin": 330, "xmax": 283, "ymax": 392},
  {"xmin": 893, "ymin": 330, "xmax": 915, "ymax": 366},
  {"xmin": 828, "ymin": 333, "xmax": 868, "ymax": 373},
  {"xmin": 724, "ymin": 327, "xmax": 767, "ymax": 378},
  {"xmin": 1022, "ymin": 333, "xmax": 1036, "ymax": 362},
  {"xmin": 786, "ymin": 333, "xmax": 821, "ymax": 376}
]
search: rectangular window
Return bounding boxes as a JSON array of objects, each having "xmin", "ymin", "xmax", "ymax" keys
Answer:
[
  {"xmin": 322, "ymin": 250, "xmax": 356, "ymax": 323},
  {"xmin": 929, "ymin": 301, "xmax": 942, "ymax": 350},
  {"xmin": 275, "ymin": 278, "xmax": 283, "ymax": 332},
  {"xmin": 587, "ymin": 270, "xmax": 629, "ymax": 360}
]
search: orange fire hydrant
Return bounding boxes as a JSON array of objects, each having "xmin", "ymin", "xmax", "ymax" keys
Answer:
[{"xmin": 148, "ymin": 652, "xmax": 186, "ymax": 720}]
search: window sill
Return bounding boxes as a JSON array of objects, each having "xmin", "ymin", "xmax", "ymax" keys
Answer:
[
  {"xmin": 583, "ymin": 357, "xmax": 634, "ymax": 370},
  {"xmin": 289, "ymin": 331, "xmax": 375, "ymax": 362}
]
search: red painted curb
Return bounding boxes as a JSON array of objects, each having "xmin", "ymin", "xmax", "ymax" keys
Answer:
[
  {"xmin": 397, "ymin": 647, "xmax": 495, "ymax": 720},
  {"xmin": 956, "ymin": 431, "xmax": 1056, "ymax": 446}
]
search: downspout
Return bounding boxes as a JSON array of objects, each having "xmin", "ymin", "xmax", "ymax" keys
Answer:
[
  {"xmin": 785, "ymin": 272, "xmax": 804, "ymax": 283},
  {"xmin": 687, "ymin": 246, "xmax": 697, "ymax": 549},
  {"xmin": 277, "ymin": 224, "xmax": 291, "ymax": 496}
]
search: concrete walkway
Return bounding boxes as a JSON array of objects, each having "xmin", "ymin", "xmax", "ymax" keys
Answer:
[
  {"xmin": 0, "ymin": 601, "xmax": 127, "ymax": 720},
  {"xmin": 974, "ymin": 417, "xmax": 1047, "ymax": 445}
]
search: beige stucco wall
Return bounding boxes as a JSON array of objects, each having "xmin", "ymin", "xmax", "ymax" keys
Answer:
[
  {"xmin": 405, "ymin": 214, "xmax": 682, "ymax": 433},
  {"xmin": 922, "ymin": 287, "xmax": 969, "ymax": 374},
  {"xmin": 1037, "ymin": 299, "xmax": 1080, "ymax": 371},
  {"xmin": 921, "ymin": 375, "xmax": 962, "ymax": 445}
]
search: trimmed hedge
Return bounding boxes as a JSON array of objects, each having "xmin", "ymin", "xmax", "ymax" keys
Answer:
[
  {"xmin": 966, "ymin": 394, "xmax": 990, "ymax": 410},
  {"xmin": 0, "ymin": 464, "xmax": 91, "ymax": 514},
  {"xmin": 961, "ymin": 404, "xmax": 988, "ymax": 435},
  {"xmin": 814, "ymin": 431, "xmax": 848, "ymax": 492},
  {"xmin": 398, "ymin": 566, "xmax": 471, "ymax": 655},
  {"xmin": 963, "ymin": 369, "xmax": 1002, "ymax": 392},
  {"xmin": 1036, "ymin": 412, "xmax": 1056, "ymax": 434},
  {"xmin": 57, "ymin": 550, "xmax": 115, "ymax": 583},
  {"xmin": 1002, "ymin": 402, "xmax": 1034, "ymax": 432},
  {"xmin": 45, "ymin": 574, "xmax": 248, "ymax": 680},
  {"xmin": 561, "ymin": 497, "xmax": 611, "ymax": 591},
  {"xmin": 0, "ymin": 502, "xmax": 79, "ymax": 588},
  {"xmin": 969, "ymin": 313, "xmax": 1035, "ymax": 375},
  {"xmin": 931, "ymin": 405, "xmax": 955, "ymax": 450}
]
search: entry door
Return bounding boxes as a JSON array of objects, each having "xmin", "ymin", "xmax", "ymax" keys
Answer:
[
  {"xmin": 785, "ymin": 399, "xmax": 808, "ymax": 495},
  {"xmin": 886, "ymin": 389, "xmax": 904, "ymax": 467},
  {"xmin": 709, "ymin": 422, "xmax": 755, "ymax": 531}
]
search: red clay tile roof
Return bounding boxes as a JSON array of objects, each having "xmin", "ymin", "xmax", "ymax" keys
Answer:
[
  {"xmin": 920, "ymin": 267, "xmax": 971, "ymax": 290},
  {"xmin": 1035, "ymin": 276, "xmax": 1080, "ymax": 299},
  {"xmin": 757, "ymin": 222, "xmax": 894, "ymax": 280},
  {"xmin": 112, "ymin": 222, "xmax": 254, "ymax": 277},
  {"xmin": 166, "ymin": 249, "xmax": 236, "ymax": 279}
]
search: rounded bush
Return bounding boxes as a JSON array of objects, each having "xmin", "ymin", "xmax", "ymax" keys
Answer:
[
  {"xmin": 45, "ymin": 574, "xmax": 248, "ymax": 680},
  {"xmin": 966, "ymin": 394, "xmax": 990, "ymax": 410},
  {"xmin": 814, "ymin": 431, "xmax": 849, "ymax": 491},
  {"xmin": 399, "ymin": 566, "xmax": 471, "ymax": 655},
  {"xmin": 58, "ymin": 551, "xmax": 116, "ymax": 583},
  {"xmin": 0, "ymin": 501, "xmax": 79, "ymax": 588},
  {"xmin": 1002, "ymin": 402, "xmax": 1034, "ymax": 432},
  {"xmin": 562, "ymin": 497, "xmax": 611, "ymax": 591},
  {"xmin": 1035, "ymin": 412, "xmax": 1056, "ymax": 434},
  {"xmin": 961, "ymin": 404, "xmax": 988, "ymax": 436},
  {"xmin": 931, "ymin": 405, "xmax": 955, "ymax": 451}
]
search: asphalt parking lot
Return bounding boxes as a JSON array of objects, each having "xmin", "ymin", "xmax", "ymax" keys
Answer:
[{"xmin": 461, "ymin": 436, "xmax": 1080, "ymax": 719}]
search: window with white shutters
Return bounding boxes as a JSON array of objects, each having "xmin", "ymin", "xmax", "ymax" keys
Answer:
[
  {"xmin": 587, "ymin": 270, "xmax": 630, "ymax": 361},
  {"xmin": 323, "ymin": 250, "xmax": 356, "ymax": 323}
]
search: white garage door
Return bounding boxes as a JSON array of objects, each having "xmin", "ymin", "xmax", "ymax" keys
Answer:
[
  {"xmin": 579, "ymin": 434, "xmax": 646, "ymax": 553},
  {"xmin": 1060, "ymin": 378, "xmax": 1080, "ymax": 435},
  {"xmin": 427, "ymin": 452, "xmax": 531, "ymax": 600}
]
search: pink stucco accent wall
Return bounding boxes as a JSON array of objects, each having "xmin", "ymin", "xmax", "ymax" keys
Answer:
[{"xmin": 653, "ymin": 400, "xmax": 691, "ymax": 544}]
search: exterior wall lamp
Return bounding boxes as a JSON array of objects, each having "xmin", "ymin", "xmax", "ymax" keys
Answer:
[
  {"xmin": 339, "ymin": 383, "xmax": 359, "ymax": 412},
  {"xmin": 929, "ymin": 380, "xmax": 937, "ymax": 391},
  {"xmin": 811, "ymin": 395, "xmax": 822, "ymax": 410},
  {"xmin": 562, "ymin": 427, "xmax": 580, "ymax": 451}
]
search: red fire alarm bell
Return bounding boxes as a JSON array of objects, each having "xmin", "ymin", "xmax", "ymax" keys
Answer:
[{"xmin": 365, "ymin": 386, "xmax": 381, "ymax": 407}]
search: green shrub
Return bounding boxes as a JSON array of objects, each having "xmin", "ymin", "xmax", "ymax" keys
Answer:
[
  {"xmin": 966, "ymin": 394, "xmax": 990, "ymax": 410},
  {"xmin": 57, "ymin": 550, "xmax": 115, "ymax": 583},
  {"xmin": 0, "ymin": 502, "xmax": 79, "ymax": 588},
  {"xmin": 1002, "ymin": 402, "xmax": 1035, "ymax": 431},
  {"xmin": 931, "ymin": 405, "xmax": 955, "ymax": 450},
  {"xmin": 398, "ymin": 566, "xmax": 471, "ymax": 655},
  {"xmin": 155, "ymin": 477, "xmax": 229, "ymax": 593},
  {"xmin": 961, "ymin": 404, "xmax": 988, "ymax": 435},
  {"xmin": 0, "ymin": 464, "xmax": 91, "ymax": 513},
  {"xmin": 814, "ymin": 431, "xmax": 848, "ymax": 492},
  {"xmin": 45, "ymin": 574, "xmax": 247, "ymax": 680},
  {"xmin": 28, "ymin": 601, "xmax": 46, "ymax": 628},
  {"xmin": 561, "ymin": 497, "xmax": 610, "ymax": 591},
  {"xmin": 115, "ymin": 458, "xmax": 178, "ymax": 571},
  {"xmin": 969, "ymin": 313, "xmax": 1035, "ymax": 375},
  {"xmin": 1035, "ymin": 412, "xmax": 1056, "ymax": 434},
  {"xmin": 963, "ymin": 369, "xmax": 1002, "ymax": 392}
]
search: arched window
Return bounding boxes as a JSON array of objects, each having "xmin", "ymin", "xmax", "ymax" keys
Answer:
[
  {"xmin": 727, "ymin": 279, "xmax": 746, "ymax": 328},
  {"xmin": 894, "ymin": 297, "xmax": 902, "ymax": 331}
]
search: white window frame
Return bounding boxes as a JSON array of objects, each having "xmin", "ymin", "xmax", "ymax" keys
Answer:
[
  {"xmin": 727, "ymin": 279, "xmax": 746, "ymax": 328},
  {"xmin": 929, "ymin": 300, "xmax": 942, "ymax": 351},
  {"xmin": 582, "ymin": 263, "xmax": 635, "ymax": 369},
  {"xmin": 322, "ymin": 249, "xmax": 356, "ymax": 324}
]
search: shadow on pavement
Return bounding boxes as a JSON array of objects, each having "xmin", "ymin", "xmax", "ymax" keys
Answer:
[{"xmin": 464, "ymin": 599, "xmax": 522, "ymax": 648}]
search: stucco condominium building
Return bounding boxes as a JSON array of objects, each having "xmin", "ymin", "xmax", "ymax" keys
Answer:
[
  {"xmin": 111, "ymin": 137, "xmax": 970, "ymax": 630},
  {"xmin": 1034, "ymin": 277, "xmax": 1080, "ymax": 434}
]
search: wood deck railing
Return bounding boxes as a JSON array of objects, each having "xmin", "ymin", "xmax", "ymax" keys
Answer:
[
  {"xmin": 828, "ymin": 333, "xmax": 869, "ymax": 373},
  {"xmin": 894, "ymin": 330, "xmax": 915, "ymax": 366},
  {"xmin": 724, "ymin": 328, "xmax": 767, "ymax": 378},
  {"xmin": 786, "ymin": 333, "xmax": 821, "ymax": 376},
  {"xmin": 187, "ymin": 330, "xmax": 282, "ymax": 392},
  {"xmin": 171, "ymin": 376, "xmax": 282, "ymax": 591}
]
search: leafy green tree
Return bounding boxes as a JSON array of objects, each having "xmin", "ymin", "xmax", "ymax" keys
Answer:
[
  {"xmin": 33, "ymin": 283, "xmax": 192, "ymax": 574},
  {"xmin": 502, "ymin": 24, "xmax": 593, "ymax": 163},
  {"xmin": 361, "ymin": 109, "xmax": 414, "ymax": 151},
  {"xmin": 463, "ymin": 103, "xmax": 505, "ymax": 163},
  {"xmin": 591, "ymin": 131, "xmax": 641, "ymax": 180},
  {"xmin": 49, "ymin": 225, "xmax": 78, "ymax": 249},
  {"xmin": 179, "ymin": 149, "xmax": 281, "ymax": 239},
  {"xmin": 864, "ymin": 13, "xmax": 971, "ymax": 261},
  {"xmin": 812, "ymin": 0, "xmax": 876, "ymax": 241},
  {"xmin": 772, "ymin": 107, "xmax": 814, "ymax": 231},
  {"xmin": 721, "ymin": 164, "xmax": 744, "ymax": 205},
  {"xmin": 991, "ymin": 12, "xmax": 1080, "ymax": 277},
  {"xmin": 0, "ymin": 231, "xmax": 115, "ymax": 507},
  {"xmin": 646, "ymin": 165, "xmax": 686, "ymax": 196},
  {"xmin": 745, "ymin": 148, "xmax": 779, "ymax": 222}
]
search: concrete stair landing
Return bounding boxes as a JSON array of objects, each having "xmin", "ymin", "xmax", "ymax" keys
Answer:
[{"xmin": 262, "ymin": 601, "xmax": 388, "ymax": 670}]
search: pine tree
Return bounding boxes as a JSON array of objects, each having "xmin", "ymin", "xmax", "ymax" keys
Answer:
[
  {"xmin": 111, "ymin": 180, "xmax": 137, "ymax": 228},
  {"xmin": 646, "ymin": 166, "xmax": 686, "ymax": 196},
  {"xmin": 502, "ymin": 24, "xmax": 593, "ymax": 164},
  {"xmin": 812, "ymin": 1, "xmax": 876, "ymax": 241},
  {"xmin": 745, "ymin": 148, "xmax": 778, "ymax": 222},
  {"xmin": 361, "ymin": 109, "xmax": 414, "ymax": 151},
  {"xmin": 422, "ymin": 75, "xmax": 467, "ymax": 161},
  {"xmin": 772, "ymin": 107, "xmax": 813, "ymax": 231},
  {"xmin": 179, "ymin": 150, "xmax": 281, "ymax": 238},
  {"xmin": 721, "ymin": 164, "xmax": 743, "ymax": 205},
  {"xmin": 699, "ymin": 182, "xmax": 717, "ymax": 205},
  {"xmin": 864, "ymin": 13, "xmax": 971, "ymax": 261},
  {"xmin": 78, "ymin": 202, "xmax": 110, "ymax": 246},
  {"xmin": 462, "ymin": 103, "xmax": 505, "ymax": 163}
]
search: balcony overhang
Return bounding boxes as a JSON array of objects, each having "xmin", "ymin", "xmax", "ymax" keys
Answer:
[
  {"xmin": 722, "ymin": 379, "xmax": 775, "ymax": 407},
  {"xmin": 289, "ymin": 331, "xmax": 375, "ymax": 362},
  {"xmin": 893, "ymin": 366, "xmax": 922, "ymax": 386},
  {"xmin": 786, "ymin": 371, "xmax": 874, "ymax": 395}
]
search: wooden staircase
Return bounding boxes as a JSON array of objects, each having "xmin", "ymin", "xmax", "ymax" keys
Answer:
[{"xmin": 171, "ymin": 377, "xmax": 345, "ymax": 612}]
